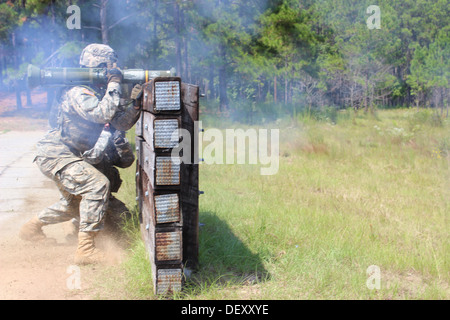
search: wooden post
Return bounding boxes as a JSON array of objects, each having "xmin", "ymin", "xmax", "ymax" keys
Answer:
[
  {"xmin": 15, "ymin": 79, "xmax": 22, "ymax": 110},
  {"xmin": 180, "ymin": 83, "xmax": 200, "ymax": 270},
  {"xmin": 136, "ymin": 77, "xmax": 199, "ymax": 295}
]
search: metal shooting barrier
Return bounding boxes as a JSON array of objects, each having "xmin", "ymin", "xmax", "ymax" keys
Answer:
[{"xmin": 135, "ymin": 78, "xmax": 200, "ymax": 295}]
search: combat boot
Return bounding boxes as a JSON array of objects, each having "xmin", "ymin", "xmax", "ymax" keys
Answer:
[
  {"xmin": 63, "ymin": 219, "xmax": 80, "ymax": 243},
  {"xmin": 74, "ymin": 231, "xmax": 105, "ymax": 265},
  {"xmin": 19, "ymin": 216, "xmax": 47, "ymax": 241}
]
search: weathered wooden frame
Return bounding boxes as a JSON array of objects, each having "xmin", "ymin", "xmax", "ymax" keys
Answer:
[{"xmin": 135, "ymin": 77, "xmax": 199, "ymax": 295}]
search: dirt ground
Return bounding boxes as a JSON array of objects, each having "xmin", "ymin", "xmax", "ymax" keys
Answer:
[{"xmin": 0, "ymin": 90, "xmax": 127, "ymax": 300}]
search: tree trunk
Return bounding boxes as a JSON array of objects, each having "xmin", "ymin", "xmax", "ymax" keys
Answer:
[
  {"xmin": 350, "ymin": 85, "xmax": 354, "ymax": 110},
  {"xmin": 183, "ymin": 34, "xmax": 190, "ymax": 83},
  {"xmin": 0, "ymin": 51, "xmax": 3, "ymax": 89},
  {"xmin": 181, "ymin": 10, "xmax": 190, "ymax": 83},
  {"xmin": 153, "ymin": 0, "xmax": 159, "ymax": 39},
  {"xmin": 49, "ymin": 0, "xmax": 56, "ymax": 53},
  {"xmin": 208, "ymin": 65, "xmax": 215, "ymax": 100},
  {"xmin": 284, "ymin": 75, "xmax": 288, "ymax": 104},
  {"xmin": 218, "ymin": 45, "xmax": 228, "ymax": 111},
  {"xmin": 261, "ymin": 78, "xmax": 269, "ymax": 103},
  {"xmin": 174, "ymin": 2, "xmax": 182, "ymax": 79},
  {"xmin": 11, "ymin": 32, "xmax": 22, "ymax": 110},
  {"xmin": 26, "ymin": 87, "xmax": 32, "ymax": 106},
  {"xmin": 100, "ymin": 0, "xmax": 108, "ymax": 44},
  {"xmin": 274, "ymin": 76, "xmax": 277, "ymax": 103},
  {"xmin": 15, "ymin": 80, "xmax": 22, "ymax": 110},
  {"xmin": 218, "ymin": 66, "xmax": 228, "ymax": 111},
  {"xmin": 151, "ymin": 0, "xmax": 159, "ymax": 67},
  {"xmin": 364, "ymin": 76, "xmax": 369, "ymax": 113}
]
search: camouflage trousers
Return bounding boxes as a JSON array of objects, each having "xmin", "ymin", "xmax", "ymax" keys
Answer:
[{"xmin": 35, "ymin": 157, "xmax": 110, "ymax": 232}]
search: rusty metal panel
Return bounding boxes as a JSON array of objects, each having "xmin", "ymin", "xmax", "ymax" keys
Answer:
[
  {"xmin": 142, "ymin": 112, "xmax": 181, "ymax": 152},
  {"xmin": 143, "ymin": 77, "xmax": 182, "ymax": 114},
  {"xmin": 140, "ymin": 136, "xmax": 181, "ymax": 188},
  {"xmin": 155, "ymin": 193, "xmax": 180, "ymax": 224},
  {"xmin": 154, "ymin": 81, "xmax": 181, "ymax": 112},
  {"xmin": 141, "ymin": 169, "xmax": 181, "ymax": 226},
  {"xmin": 154, "ymin": 119, "xmax": 179, "ymax": 149},
  {"xmin": 155, "ymin": 229, "xmax": 182, "ymax": 261},
  {"xmin": 140, "ymin": 200, "xmax": 182, "ymax": 263},
  {"xmin": 156, "ymin": 268, "xmax": 182, "ymax": 295},
  {"xmin": 155, "ymin": 156, "xmax": 180, "ymax": 186}
]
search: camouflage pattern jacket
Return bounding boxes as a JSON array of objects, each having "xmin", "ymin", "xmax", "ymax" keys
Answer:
[
  {"xmin": 36, "ymin": 82, "xmax": 139, "ymax": 176},
  {"xmin": 94, "ymin": 129, "xmax": 135, "ymax": 193}
]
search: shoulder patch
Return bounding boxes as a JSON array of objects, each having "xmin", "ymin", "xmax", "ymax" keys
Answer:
[{"xmin": 81, "ymin": 88, "xmax": 96, "ymax": 97}]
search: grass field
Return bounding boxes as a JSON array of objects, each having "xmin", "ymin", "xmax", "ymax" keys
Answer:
[{"xmin": 106, "ymin": 108, "xmax": 449, "ymax": 300}]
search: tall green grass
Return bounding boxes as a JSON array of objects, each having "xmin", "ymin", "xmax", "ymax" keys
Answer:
[{"xmin": 100, "ymin": 108, "xmax": 449, "ymax": 299}]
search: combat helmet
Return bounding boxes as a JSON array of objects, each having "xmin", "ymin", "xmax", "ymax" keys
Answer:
[{"xmin": 79, "ymin": 43, "xmax": 118, "ymax": 68}]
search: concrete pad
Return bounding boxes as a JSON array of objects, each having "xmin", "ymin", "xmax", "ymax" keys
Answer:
[{"xmin": 0, "ymin": 130, "xmax": 59, "ymax": 234}]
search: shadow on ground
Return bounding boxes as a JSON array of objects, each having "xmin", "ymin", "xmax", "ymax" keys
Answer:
[{"xmin": 186, "ymin": 211, "xmax": 270, "ymax": 293}]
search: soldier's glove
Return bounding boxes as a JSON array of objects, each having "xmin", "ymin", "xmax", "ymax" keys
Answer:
[
  {"xmin": 106, "ymin": 62, "xmax": 123, "ymax": 84},
  {"xmin": 112, "ymin": 129, "xmax": 127, "ymax": 145},
  {"xmin": 82, "ymin": 124, "xmax": 112, "ymax": 165},
  {"xmin": 130, "ymin": 83, "xmax": 143, "ymax": 110},
  {"xmin": 130, "ymin": 84, "xmax": 143, "ymax": 100}
]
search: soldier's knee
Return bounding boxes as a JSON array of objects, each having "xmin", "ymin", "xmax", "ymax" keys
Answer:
[
  {"xmin": 85, "ymin": 171, "xmax": 110, "ymax": 200},
  {"xmin": 97, "ymin": 174, "xmax": 110, "ymax": 197}
]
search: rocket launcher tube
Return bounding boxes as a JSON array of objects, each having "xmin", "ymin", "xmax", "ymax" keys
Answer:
[{"xmin": 27, "ymin": 64, "xmax": 176, "ymax": 89}]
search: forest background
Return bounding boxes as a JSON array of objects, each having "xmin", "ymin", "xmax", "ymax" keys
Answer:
[{"xmin": 0, "ymin": 0, "xmax": 448, "ymax": 120}]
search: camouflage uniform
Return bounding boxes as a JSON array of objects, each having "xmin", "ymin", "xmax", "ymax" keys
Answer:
[
  {"xmin": 64, "ymin": 128, "xmax": 136, "ymax": 236},
  {"xmin": 35, "ymin": 80, "xmax": 139, "ymax": 232},
  {"xmin": 93, "ymin": 129, "xmax": 135, "ymax": 235},
  {"xmin": 95, "ymin": 128, "xmax": 135, "ymax": 193},
  {"xmin": 18, "ymin": 43, "xmax": 143, "ymax": 265}
]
